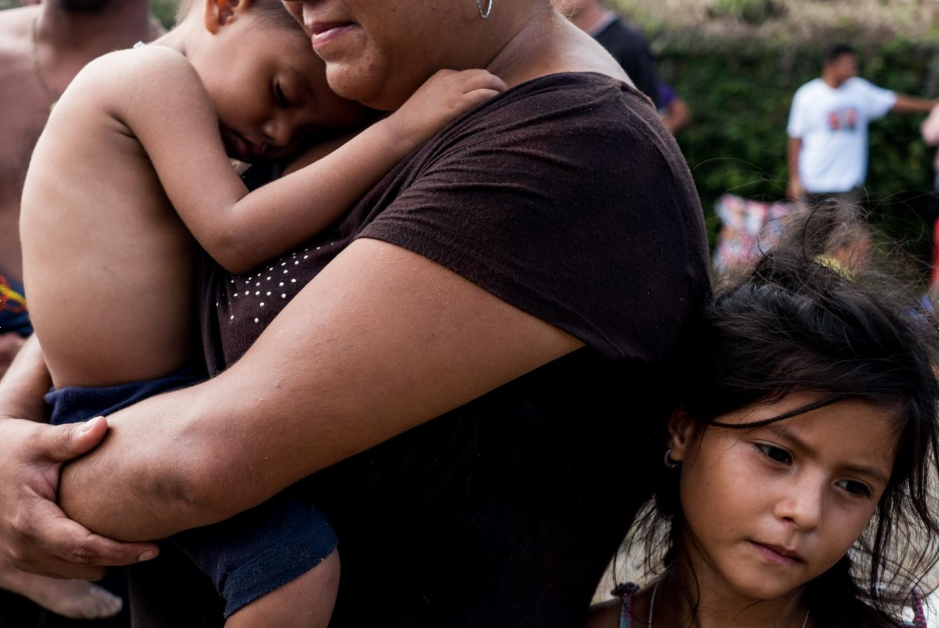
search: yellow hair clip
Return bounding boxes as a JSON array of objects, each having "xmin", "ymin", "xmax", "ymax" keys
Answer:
[{"xmin": 814, "ymin": 254, "xmax": 854, "ymax": 281}]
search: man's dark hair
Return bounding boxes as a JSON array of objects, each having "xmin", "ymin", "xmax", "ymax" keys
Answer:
[{"xmin": 825, "ymin": 43, "xmax": 856, "ymax": 65}]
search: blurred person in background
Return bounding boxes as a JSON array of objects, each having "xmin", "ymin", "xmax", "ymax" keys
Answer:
[
  {"xmin": 658, "ymin": 81, "xmax": 692, "ymax": 134},
  {"xmin": 0, "ymin": 0, "xmax": 160, "ymax": 624},
  {"xmin": 921, "ymin": 103, "xmax": 939, "ymax": 287},
  {"xmin": 787, "ymin": 43, "xmax": 938, "ymax": 205},
  {"xmin": 554, "ymin": 0, "xmax": 662, "ymax": 108}
]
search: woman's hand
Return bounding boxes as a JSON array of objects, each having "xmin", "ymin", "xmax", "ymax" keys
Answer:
[
  {"xmin": 0, "ymin": 416, "xmax": 159, "ymax": 580},
  {"xmin": 0, "ymin": 337, "xmax": 159, "ymax": 579}
]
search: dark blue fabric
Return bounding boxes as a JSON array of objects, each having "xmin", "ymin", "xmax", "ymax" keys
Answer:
[
  {"xmin": 45, "ymin": 371, "xmax": 338, "ymax": 618},
  {"xmin": 45, "ymin": 369, "xmax": 200, "ymax": 426},
  {"xmin": 0, "ymin": 273, "xmax": 32, "ymax": 336},
  {"xmin": 173, "ymin": 487, "xmax": 337, "ymax": 617}
]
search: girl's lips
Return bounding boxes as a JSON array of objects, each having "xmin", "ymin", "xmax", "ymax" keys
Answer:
[{"xmin": 750, "ymin": 541, "xmax": 805, "ymax": 566}]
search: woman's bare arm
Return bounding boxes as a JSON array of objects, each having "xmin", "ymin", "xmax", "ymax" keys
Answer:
[{"xmin": 58, "ymin": 238, "xmax": 584, "ymax": 541}]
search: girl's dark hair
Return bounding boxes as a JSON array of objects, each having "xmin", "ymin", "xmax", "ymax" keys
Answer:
[{"xmin": 627, "ymin": 203, "xmax": 939, "ymax": 627}]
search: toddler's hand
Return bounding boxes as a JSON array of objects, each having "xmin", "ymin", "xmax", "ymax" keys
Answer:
[{"xmin": 385, "ymin": 69, "xmax": 507, "ymax": 150}]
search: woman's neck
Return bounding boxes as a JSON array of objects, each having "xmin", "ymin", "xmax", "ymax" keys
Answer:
[
  {"xmin": 649, "ymin": 560, "xmax": 809, "ymax": 628},
  {"xmin": 484, "ymin": 8, "xmax": 627, "ymax": 89}
]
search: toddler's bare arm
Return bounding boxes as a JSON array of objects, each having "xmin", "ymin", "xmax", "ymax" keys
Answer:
[{"xmin": 81, "ymin": 51, "xmax": 504, "ymax": 275}]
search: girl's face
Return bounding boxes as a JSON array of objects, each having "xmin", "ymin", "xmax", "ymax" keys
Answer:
[
  {"xmin": 191, "ymin": 0, "xmax": 367, "ymax": 162},
  {"xmin": 669, "ymin": 392, "xmax": 897, "ymax": 602}
]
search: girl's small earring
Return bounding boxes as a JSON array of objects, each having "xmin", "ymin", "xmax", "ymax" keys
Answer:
[
  {"xmin": 664, "ymin": 448, "xmax": 680, "ymax": 469},
  {"xmin": 476, "ymin": 0, "xmax": 493, "ymax": 19}
]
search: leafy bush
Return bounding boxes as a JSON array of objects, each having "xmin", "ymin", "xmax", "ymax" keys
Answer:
[
  {"xmin": 707, "ymin": 0, "xmax": 785, "ymax": 24},
  {"xmin": 657, "ymin": 38, "xmax": 938, "ymax": 263}
]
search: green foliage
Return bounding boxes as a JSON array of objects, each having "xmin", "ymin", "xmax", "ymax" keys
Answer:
[
  {"xmin": 708, "ymin": 0, "xmax": 784, "ymax": 24},
  {"xmin": 151, "ymin": 0, "xmax": 180, "ymax": 28},
  {"xmin": 660, "ymin": 39, "xmax": 939, "ymax": 260}
]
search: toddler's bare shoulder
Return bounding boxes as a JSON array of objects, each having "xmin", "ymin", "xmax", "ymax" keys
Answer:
[{"xmin": 70, "ymin": 46, "xmax": 200, "ymax": 106}]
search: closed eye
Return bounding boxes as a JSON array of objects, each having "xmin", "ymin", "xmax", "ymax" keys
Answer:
[
  {"xmin": 755, "ymin": 443, "xmax": 793, "ymax": 465},
  {"xmin": 274, "ymin": 81, "xmax": 290, "ymax": 108}
]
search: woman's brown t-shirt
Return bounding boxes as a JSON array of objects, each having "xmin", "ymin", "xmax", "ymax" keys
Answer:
[{"xmin": 131, "ymin": 72, "xmax": 711, "ymax": 628}]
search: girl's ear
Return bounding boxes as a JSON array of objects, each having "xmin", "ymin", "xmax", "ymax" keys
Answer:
[
  {"xmin": 204, "ymin": 0, "xmax": 252, "ymax": 33},
  {"xmin": 667, "ymin": 407, "xmax": 697, "ymax": 463}
]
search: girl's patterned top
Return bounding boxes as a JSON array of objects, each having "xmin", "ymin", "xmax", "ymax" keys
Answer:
[{"xmin": 611, "ymin": 583, "xmax": 928, "ymax": 628}]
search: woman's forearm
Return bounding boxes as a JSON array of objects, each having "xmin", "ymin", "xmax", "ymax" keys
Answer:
[
  {"xmin": 57, "ymin": 378, "xmax": 241, "ymax": 541},
  {"xmin": 57, "ymin": 239, "xmax": 581, "ymax": 542}
]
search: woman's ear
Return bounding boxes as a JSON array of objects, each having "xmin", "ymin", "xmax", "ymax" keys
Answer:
[
  {"xmin": 667, "ymin": 407, "xmax": 697, "ymax": 463},
  {"xmin": 204, "ymin": 0, "xmax": 251, "ymax": 33}
]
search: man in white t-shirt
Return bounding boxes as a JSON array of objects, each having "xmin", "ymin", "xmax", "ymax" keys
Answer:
[{"xmin": 787, "ymin": 44, "xmax": 937, "ymax": 204}]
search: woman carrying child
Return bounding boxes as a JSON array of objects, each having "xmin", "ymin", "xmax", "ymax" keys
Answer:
[
  {"xmin": 588, "ymin": 205, "xmax": 939, "ymax": 628},
  {"xmin": 0, "ymin": 0, "xmax": 711, "ymax": 625}
]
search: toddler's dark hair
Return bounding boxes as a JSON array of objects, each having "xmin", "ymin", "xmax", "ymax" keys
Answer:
[
  {"xmin": 175, "ymin": 0, "xmax": 306, "ymax": 34},
  {"xmin": 627, "ymin": 203, "xmax": 939, "ymax": 627}
]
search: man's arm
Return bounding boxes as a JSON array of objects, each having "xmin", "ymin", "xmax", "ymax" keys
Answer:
[
  {"xmin": 787, "ymin": 136, "xmax": 803, "ymax": 201},
  {"xmin": 57, "ymin": 239, "xmax": 584, "ymax": 541},
  {"xmin": 661, "ymin": 97, "xmax": 691, "ymax": 134},
  {"xmin": 892, "ymin": 94, "xmax": 939, "ymax": 115},
  {"xmin": 0, "ymin": 335, "xmax": 50, "ymax": 423},
  {"xmin": 0, "ymin": 334, "xmax": 26, "ymax": 382}
]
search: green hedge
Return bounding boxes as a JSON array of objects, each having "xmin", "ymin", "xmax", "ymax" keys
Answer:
[{"xmin": 656, "ymin": 38, "xmax": 939, "ymax": 260}]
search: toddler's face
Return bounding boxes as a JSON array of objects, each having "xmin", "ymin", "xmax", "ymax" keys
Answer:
[
  {"xmin": 195, "ymin": 19, "xmax": 367, "ymax": 162},
  {"xmin": 669, "ymin": 392, "xmax": 897, "ymax": 602}
]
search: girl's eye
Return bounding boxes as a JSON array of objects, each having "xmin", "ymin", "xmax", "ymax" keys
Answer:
[
  {"xmin": 274, "ymin": 82, "xmax": 289, "ymax": 108},
  {"xmin": 755, "ymin": 444, "xmax": 792, "ymax": 465},
  {"xmin": 836, "ymin": 479, "xmax": 872, "ymax": 499}
]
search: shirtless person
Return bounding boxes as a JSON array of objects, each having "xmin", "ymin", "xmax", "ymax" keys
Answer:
[
  {"xmin": 20, "ymin": 0, "xmax": 503, "ymax": 623},
  {"xmin": 0, "ymin": 0, "xmax": 158, "ymax": 620}
]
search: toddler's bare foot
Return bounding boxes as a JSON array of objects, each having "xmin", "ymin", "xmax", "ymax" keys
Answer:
[{"xmin": 0, "ymin": 559, "xmax": 122, "ymax": 619}]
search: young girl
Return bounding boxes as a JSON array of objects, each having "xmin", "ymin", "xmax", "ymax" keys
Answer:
[
  {"xmin": 587, "ymin": 205, "xmax": 939, "ymax": 628},
  {"xmin": 18, "ymin": 0, "xmax": 504, "ymax": 625}
]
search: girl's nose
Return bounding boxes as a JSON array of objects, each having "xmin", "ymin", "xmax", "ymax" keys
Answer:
[{"xmin": 774, "ymin": 473, "xmax": 827, "ymax": 530}]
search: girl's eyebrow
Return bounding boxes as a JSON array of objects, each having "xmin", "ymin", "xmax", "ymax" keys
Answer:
[{"xmin": 762, "ymin": 424, "xmax": 891, "ymax": 486}]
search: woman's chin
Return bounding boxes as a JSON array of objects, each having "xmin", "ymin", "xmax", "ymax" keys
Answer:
[{"xmin": 324, "ymin": 66, "xmax": 398, "ymax": 111}]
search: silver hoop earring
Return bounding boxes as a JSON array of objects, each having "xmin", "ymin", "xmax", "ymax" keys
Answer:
[
  {"xmin": 476, "ymin": 0, "xmax": 493, "ymax": 19},
  {"xmin": 664, "ymin": 448, "xmax": 680, "ymax": 469}
]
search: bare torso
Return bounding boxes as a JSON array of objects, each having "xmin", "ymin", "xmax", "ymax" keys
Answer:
[
  {"xmin": 0, "ymin": 7, "xmax": 53, "ymax": 282},
  {"xmin": 21, "ymin": 65, "xmax": 196, "ymax": 388},
  {"xmin": 0, "ymin": 5, "xmax": 162, "ymax": 283}
]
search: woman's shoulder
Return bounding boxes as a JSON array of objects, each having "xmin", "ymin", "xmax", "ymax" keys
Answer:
[
  {"xmin": 434, "ymin": 70, "xmax": 679, "ymax": 171},
  {"xmin": 473, "ymin": 71, "xmax": 656, "ymax": 125}
]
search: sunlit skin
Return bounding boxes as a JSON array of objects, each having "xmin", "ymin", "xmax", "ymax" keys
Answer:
[{"xmin": 665, "ymin": 394, "xmax": 896, "ymax": 627}]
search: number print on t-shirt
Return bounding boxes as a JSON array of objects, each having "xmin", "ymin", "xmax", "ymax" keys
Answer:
[{"xmin": 827, "ymin": 107, "xmax": 858, "ymax": 132}]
